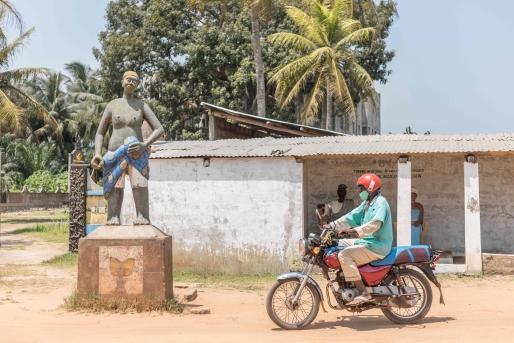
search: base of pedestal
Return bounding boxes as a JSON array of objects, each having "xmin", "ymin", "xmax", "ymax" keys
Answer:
[{"xmin": 77, "ymin": 225, "xmax": 172, "ymax": 299}]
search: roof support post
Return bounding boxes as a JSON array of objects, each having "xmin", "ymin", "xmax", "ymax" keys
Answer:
[
  {"xmin": 397, "ymin": 156, "xmax": 411, "ymax": 246},
  {"xmin": 208, "ymin": 113, "xmax": 217, "ymax": 141},
  {"xmin": 464, "ymin": 154, "xmax": 482, "ymax": 274}
]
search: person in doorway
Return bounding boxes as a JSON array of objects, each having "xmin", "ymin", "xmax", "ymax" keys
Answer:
[
  {"xmin": 323, "ymin": 173, "xmax": 393, "ymax": 305},
  {"xmin": 317, "ymin": 184, "xmax": 354, "ymax": 222},
  {"xmin": 411, "ymin": 187, "xmax": 424, "ymax": 245}
]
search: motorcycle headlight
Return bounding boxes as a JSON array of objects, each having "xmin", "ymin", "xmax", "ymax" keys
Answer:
[{"xmin": 298, "ymin": 238, "xmax": 309, "ymax": 257}]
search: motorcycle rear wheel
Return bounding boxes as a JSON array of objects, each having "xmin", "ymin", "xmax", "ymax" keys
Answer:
[
  {"xmin": 381, "ymin": 268, "xmax": 433, "ymax": 324},
  {"xmin": 266, "ymin": 278, "xmax": 320, "ymax": 330}
]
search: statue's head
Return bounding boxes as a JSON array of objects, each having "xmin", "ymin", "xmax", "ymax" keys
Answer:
[{"xmin": 121, "ymin": 71, "xmax": 139, "ymax": 95}]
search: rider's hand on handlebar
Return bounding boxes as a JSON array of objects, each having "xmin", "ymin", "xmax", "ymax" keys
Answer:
[
  {"xmin": 323, "ymin": 224, "xmax": 333, "ymax": 231},
  {"xmin": 337, "ymin": 228, "xmax": 355, "ymax": 236}
]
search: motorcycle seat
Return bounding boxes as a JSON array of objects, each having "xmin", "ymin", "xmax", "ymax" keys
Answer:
[{"xmin": 370, "ymin": 245, "xmax": 431, "ymax": 267}]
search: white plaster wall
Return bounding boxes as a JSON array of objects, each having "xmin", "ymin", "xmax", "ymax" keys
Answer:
[
  {"xmin": 306, "ymin": 156, "xmax": 467, "ymax": 254},
  {"xmin": 121, "ymin": 157, "xmax": 303, "ymax": 273},
  {"xmin": 478, "ymin": 156, "xmax": 514, "ymax": 254}
]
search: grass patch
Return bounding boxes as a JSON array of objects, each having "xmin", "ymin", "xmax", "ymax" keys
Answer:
[
  {"xmin": 1, "ymin": 211, "xmax": 68, "ymax": 224},
  {"xmin": 0, "ymin": 265, "xmax": 33, "ymax": 279},
  {"xmin": 1, "ymin": 217, "xmax": 67, "ymax": 224},
  {"xmin": 0, "ymin": 245, "xmax": 25, "ymax": 251},
  {"xmin": 62, "ymin": 291, "xmax": 184, "ymax": 314},
  {"xmin": 11, "ymin": 221, "xmax": 69, "ymax": 243},
  {"xmin": 42, "ymin": 253, "xmax": 78, "ymax": 268},
  {"xmin": 173, "ymin": 271, "xmax": 276, "ymax": 291}
]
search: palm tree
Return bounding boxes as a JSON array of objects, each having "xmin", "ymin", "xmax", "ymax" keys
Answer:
[
  {"xmin": 0, "ymin": 0, "xmax": 23, "ymax": 35},
  {"xmin": 4, "ymin": 139, "xmax": 62, "ymax": 178},
  {"xmin": 63, "ymin": 62, "xmax": 105, "ymax": 147},
  {"xmin": 23, "ymin": 70, "xmax": 69, "ymax": 158},
  {"xmin": 0, "ymin": 10, "xmax": 59, "ymax": 137},
  {"xmin": 187, "ymin": 0, "xmax": 277, "ymax": 118},
  {"xmin": 267, "ymin": 0, "xmax": 376, "ymax": 131},
  {"xmin": 64, "ymin": 61, "xmax": 100, "ymax": 94}
]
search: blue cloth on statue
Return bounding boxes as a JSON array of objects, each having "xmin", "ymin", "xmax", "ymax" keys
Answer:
[
  {"xmin": 102, "ymin": 136, "xmax": 150, "ymax": 200},
  {"xmin": 411, "ymin": 209, "xmax": 422, "ymax": 245}
]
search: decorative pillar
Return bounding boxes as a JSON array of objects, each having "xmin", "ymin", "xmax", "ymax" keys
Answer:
[
  {"xmin": 464, "ymin": 154, "xmax": 482, "ymax": 274},
  {"xmin": 68, "ymin": 140, "xmax": 87, "ymax": 252},
  {"xmin": 397, "ymin": 156, "xmax": 412, "ymax": 246}
]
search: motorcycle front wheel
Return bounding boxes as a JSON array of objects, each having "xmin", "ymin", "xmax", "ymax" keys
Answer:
[{"xmin": 266, "ymin": 278, "xmax": 320, "ymax": 330}]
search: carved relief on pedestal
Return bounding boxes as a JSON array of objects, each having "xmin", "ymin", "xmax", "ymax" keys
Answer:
[{"xmin": 99, "ymin": 246, "xmax": 143, "ymax": 295}]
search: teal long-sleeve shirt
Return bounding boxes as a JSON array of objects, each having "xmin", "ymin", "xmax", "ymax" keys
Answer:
[{"xmin": 334, "ymin": 194, "xmax": 393, "ymax": 257}]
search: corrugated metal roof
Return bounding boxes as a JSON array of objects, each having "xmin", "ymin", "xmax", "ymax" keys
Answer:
[
  {"xmin": 202, "ymin": 102, "xmax": 346, "ymax": 137},
  {"xmin": 151, "ymin": 133, "xmax": 514, "ymax": 159}
]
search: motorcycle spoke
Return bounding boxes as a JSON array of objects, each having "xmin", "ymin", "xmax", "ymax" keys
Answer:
[
  {"xmin": 388, "ymin": 273, "xmax": 427, "ymax": 319},
  {"xmin": 271, "ymin": 281, "xmax": 314, "ymax": 325}
]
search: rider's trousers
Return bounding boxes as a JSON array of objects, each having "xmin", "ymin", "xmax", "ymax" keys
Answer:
[{"xmin": 337, "ymin": 239, "xmax": 384, "ymax": 282}]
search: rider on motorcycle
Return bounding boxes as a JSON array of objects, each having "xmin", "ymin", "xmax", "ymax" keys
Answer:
[{"xmin": 324, "ymin": 173, "xmax": 393, "ymax": 305}]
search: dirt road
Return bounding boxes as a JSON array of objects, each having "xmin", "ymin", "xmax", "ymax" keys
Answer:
[
  {"xmin": 1, "ymin": 264, "xmax": 513, "ymax": 343},
  {"xmin": 0, "ymin": 210, "xmax": 67, "ymax": 264}
]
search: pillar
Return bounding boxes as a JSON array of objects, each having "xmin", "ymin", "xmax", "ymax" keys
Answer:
[
  {"xmin": 397, "ymin": 157, "xmax": 411, "ymax": 246},
  {"xmin": 464, "ymin": 155, "xmax": 482, "ymax": 274},
  {"xmin": 208, "ymin": 111, "xmax": 218, "ymax": 141},
  {"xmin": 68, "ymin": 142, "xmax": 87, "ymax": 252}
]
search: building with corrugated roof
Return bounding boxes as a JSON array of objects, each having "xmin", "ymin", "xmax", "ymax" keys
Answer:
[{"xmin": 115, "ymin": 133, "xmax": 514, "ymax": 274}]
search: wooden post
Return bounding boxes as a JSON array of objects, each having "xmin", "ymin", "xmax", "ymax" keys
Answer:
[
  {"xmin": 68, "ymin": 142, "xmax": 87, "ymax": 252},
  {"xmin": 208, "ymin": 112, "xmax": 218, "ymax": 141},
  {"xmin": 464, "ymin": 155, "xmax": 482, "ymax": 274},
  {"xmin": 397, "ymin": 157, "xmax": 412, "ymax": 246}
]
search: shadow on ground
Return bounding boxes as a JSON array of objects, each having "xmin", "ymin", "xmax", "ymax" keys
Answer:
[{"xmin": 272, "ymin": 315, "xmax": 456, "ymax": 331}]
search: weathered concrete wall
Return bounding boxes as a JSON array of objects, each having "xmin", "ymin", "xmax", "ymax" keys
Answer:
[
  {"xmin": 1, "ymin": 188, "xmax": 69, "ymax": 211},
  {"xmin": 482, "ymin": 253, "xmax": 514, "ymax": 274},
  {"xmin": 479, "ymin": 156, "xmax": 514, "ymax": 254},
  {"xmin": 120, "ymin": 157, "xmax": 303, "ymax": 273}
]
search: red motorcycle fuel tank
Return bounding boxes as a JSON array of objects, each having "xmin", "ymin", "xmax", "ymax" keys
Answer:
[{"xmin": 324, "ymin": 246, "xmax": 344, "ymax": 269}]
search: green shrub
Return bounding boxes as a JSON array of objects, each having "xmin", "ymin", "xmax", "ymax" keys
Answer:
[{"xmin": 24, "ymin": 170, "xmax": 68, "ymax": 192}]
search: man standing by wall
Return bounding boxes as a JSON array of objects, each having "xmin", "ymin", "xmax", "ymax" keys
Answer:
[{"xmin": 318, "ymin": 184, "xmax": 354, "ymax": 222}]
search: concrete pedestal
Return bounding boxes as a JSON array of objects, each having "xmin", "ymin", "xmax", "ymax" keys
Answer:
[{"xmin": 77, "ymin": 225, "xmax": 173, "ymax": 299}]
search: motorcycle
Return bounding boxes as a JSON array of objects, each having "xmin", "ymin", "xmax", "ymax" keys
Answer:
[{"xmin": 266, "ymin": 206, "xmax": 445, "ymax": 330}]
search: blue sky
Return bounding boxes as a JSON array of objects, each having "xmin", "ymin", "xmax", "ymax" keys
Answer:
[{"xmin": 8, "ymin": 0, "xmax": 514, "ymax": 135}]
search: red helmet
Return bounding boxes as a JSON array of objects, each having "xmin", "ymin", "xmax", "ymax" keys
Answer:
[{"xmin": 357, "ymin": 173, "xmax": 381, "ymax": 192}]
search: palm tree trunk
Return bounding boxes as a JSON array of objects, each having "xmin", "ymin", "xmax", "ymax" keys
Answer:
[
  {"xmin": 58, "ymin": 141, "xmax": 66, "ymax": 161},
  {"xmin": 321, "ymin": 93, "xmax": 327, "ymax": 129},
  {"xmin": 250, "ymin": 6, "xmax": 266, "ymax": 118},
  {"xmin": 326, "ymin": 80, "xmax": 333, "ymax": 131},
  {"xmin": 296, "ymin": 93, "xmax": 302, "ymax": 124}
]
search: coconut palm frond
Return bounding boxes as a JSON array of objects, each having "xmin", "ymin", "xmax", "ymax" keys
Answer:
[
  {"xmin": 2, "ymin": 84, "xmax": 62, "ymax": 141},
  {"xmin": 0, "ymin": 27, "xmax": 34, "ymax": 70},
  {"xmin": 0, "ymin": 88, "xmax": 23, "ymax": 133},
  {"xmin": 2, "ymin": 67, "xmax": 49, "ymax": 84},
  {"xmin": 0, "ymin": 0, "xmax": 24, "ymax": 33},
  {"xmin": 267, "ymin": 32, "xmax": 317, "ymax": 51},
  {"xmin": 334, "ymin": 27, "xmax": 376, "ymax": 49},
  {"xmin": 300, "ymin": 74, "xmax": 325, "ymax": 123}
]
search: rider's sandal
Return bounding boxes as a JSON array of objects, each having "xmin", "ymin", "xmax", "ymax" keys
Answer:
[{"xmin": 347, "ymin": 295, "xmax": 371, "ymax": 306}]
